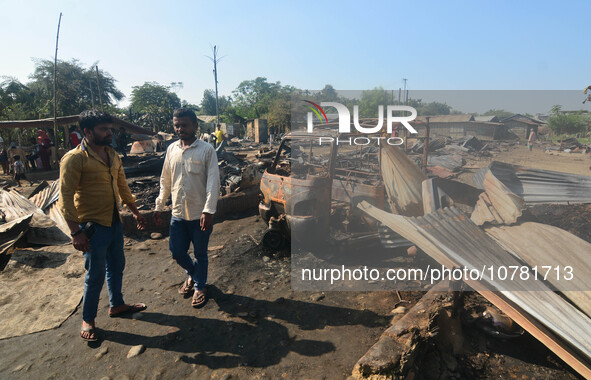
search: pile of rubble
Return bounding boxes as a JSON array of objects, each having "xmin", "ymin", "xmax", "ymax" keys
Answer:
[{"xmin": 350, "ymin": 144, "xmax": 591, "ymax": 379}]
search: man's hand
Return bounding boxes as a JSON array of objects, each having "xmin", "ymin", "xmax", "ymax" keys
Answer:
[
  {"xmin": 153, "ymin": 211, "xmax": 162, "ymax": 226},
  {"xmin": 200, "ymin": 213, "xmax": 213, "ymax": 231},
  {"xmin": 72, "ymin": 233, "xmax": 90, "ymax": 252},
  {"xmin": 127, "ymin": 203, "xmax": 147, "ymax": 230},
  {"xmin": 134, "ymin": 212, "xmax": 147, "ymax": 230}
]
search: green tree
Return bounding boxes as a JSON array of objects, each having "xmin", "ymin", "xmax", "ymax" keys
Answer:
[
  {"xmin": 199, "ymin": 89, "xmax": 231, "ymax": 117},
  {"xmin": 0, "ymin": 77, "xmax": 36, "ymax": 120},
  {"xmin": 28, "ymin": 59, "xmax": 124, "ymax": 117},
  {"xmin": 130, "ymin": 82, "xmax": 181, "ymax": 132},
  {"xmin": 548, "ymin": 105, "xmax": 589, "ymax": 136},
  {"xmin": 232, "ymin": 77, "xmax": 282, "ymax": 120},
  {"xmin": 419, "ymin": 101, "xmax": 451, "ymax": 116},
  {"xmin": 358, "ymin": 87, "xmax": 392, "ymax": 117}
]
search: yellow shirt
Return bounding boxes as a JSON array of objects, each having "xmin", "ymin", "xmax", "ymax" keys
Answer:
[
  {"xmin": 214, "ymin": 129, "xmax": 224, "ymax": 143},
  {"xmin": 59, "ymin": 139, "xmax": 135, "ymax": 226}
]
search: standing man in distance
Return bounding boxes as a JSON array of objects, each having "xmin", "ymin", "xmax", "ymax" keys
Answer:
[
  {"xmin": 214, "ymin": 124, "xmax": 224, "ymax": 149},
  {"xmin": 59, "ymin": 110, "xmax": 147, "ymax": 342},
  {"xmin": 154, "ymin": 108, "xmax": 220, "ymax": 308}
]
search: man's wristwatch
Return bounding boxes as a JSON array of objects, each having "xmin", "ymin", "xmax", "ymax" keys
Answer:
[{"xmin": 71, "ymin": 230, "xmax": 84, "ymax": 237}]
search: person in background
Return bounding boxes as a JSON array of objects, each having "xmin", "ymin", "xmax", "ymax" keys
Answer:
[
  {"xmin": 118, "ymin": 127, "xmax": 128, "ymax": 158},
  {"xmin": 8, "ymin": 142, "xmax": 27, "ymax": 173},
  {"xmin": 200, "ymin": 128, "xmax": 213, "ymax": 146},
  {"xmin": 70, "ymin": 125, "xmax": 83, "ymax": 148},
  {"xmin": 12, "ymin": 155, "xmax": 32, "ymax": 187},
  {"xmin": 214, "ymin": 125, "xmax": 224, "ymax": 148},
  {"xmin": 527, "ymin": 129, "xmax": 537, "ymax": 151},
  {"xmin": 38, "ymin": 130, "xmax": 51, "ymax": 170},
  {"xmin": 26, "ymin": 137, "xmax": 39, "ymax": 171},
  {"xmin": 0, "ymin": 141, "xmax": 10, "ymax": 175}
]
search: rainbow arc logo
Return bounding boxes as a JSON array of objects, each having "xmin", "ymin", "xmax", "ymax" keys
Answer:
[{"xmin": 303, "ymin": 100, "xmax": 328, "ymax": 124}]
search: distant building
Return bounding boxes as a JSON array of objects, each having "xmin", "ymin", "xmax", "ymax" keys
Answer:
[
  {"xmin": 501, "ymin": 114, "xmax": 546, "ymax": 139},
  {"xmin": 410, "ymin": 114, "xmax": 507, "ymax": 140}
]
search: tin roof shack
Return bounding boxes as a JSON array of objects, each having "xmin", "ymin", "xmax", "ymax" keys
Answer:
[
  {"xmin": 411, "ymin": 115, "xmax": 506, "ymax": 140},
  {"xmin": 501, "ymin": 114, "xmax": 545, "ymax": 139}
]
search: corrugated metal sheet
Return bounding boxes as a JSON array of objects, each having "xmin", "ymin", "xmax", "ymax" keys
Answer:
[
  {"xmin": 357, "ymin": 201, "xmax": 591, "ymax": 368},
  {"xmin": 380, "ymin": 145, "xmax": 426, "ymax": 216},
  {"xmin": 427, "ymin": 154, "xmax": 464, "ymax": 172},
  {"xmin": 474, "ymin": 161, "xmax": 591, "ymax": 204},
  {"xmin": 0, "ymin": 214, "xmax": 33, "ymax": 270},
  {"xmin": 0, "ymin": 188, "xmax": 70, "ymax": 245},
  {"xmin": 486, "ymin": 222, "xmax": 591, "ymax": 318},
  {"xmin": 0, "ymin": 190, "xmax": 56, "ymax": 228},
  {"xmin": 471, "ymin": 170, "xmax": 526, "ymax": 226},
  {"xmin": 29, "ymin": 181, "xmax": 60, "ymax": 211}
]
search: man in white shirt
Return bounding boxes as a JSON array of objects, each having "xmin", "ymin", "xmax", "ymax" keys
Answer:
[{"xmin": 154, "ymin": 108, "xmax": 220, "ymax": 308}]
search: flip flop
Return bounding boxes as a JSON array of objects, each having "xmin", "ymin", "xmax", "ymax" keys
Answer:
[
  {"xmin": 108, "ymin": 303, "xmax": 147, "ymax": 318},
  {"xmin": 81, "ymin": 326, "xmax": 98, "ymax": 342},
  {"xmin": 178, "ymin": 278, "xmax": 195, "ymax": 297},
  {"xmin": 192, "ymin": 289, "xmax": 207, "ymax": 308}
]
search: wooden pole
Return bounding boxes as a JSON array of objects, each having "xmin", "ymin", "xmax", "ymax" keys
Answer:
[
  {"xmin": 423, "ymin": 117, "xmax": 430, "ymax": 174},
  {"xmin": 53, "ymin": 12, "xmax": 62, "ymax": 148},
  {"xmin": 95, "ymin": 66, "xmax": 104, "ymax": 111}
]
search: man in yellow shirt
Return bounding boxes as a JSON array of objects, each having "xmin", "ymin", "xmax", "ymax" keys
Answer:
[
  {"xmin": 214, "ymin": 124, "xmax": 224, "ymax": 148},
  {"xmin": 59, "ymin": 110, "xmax": 147, "ymax": 342}
]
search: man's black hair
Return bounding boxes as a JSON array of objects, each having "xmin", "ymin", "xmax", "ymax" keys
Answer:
[
  {"xmin": 14, "ymin": 155, "xmax": 20, "ymax": 160},
  {"xmin": 173, "ymin": 108, "xmax": 198, "ymax": 124},
  {"xmin": 79, "ymin": 110, "xmax": 114, "ymax": 132}
]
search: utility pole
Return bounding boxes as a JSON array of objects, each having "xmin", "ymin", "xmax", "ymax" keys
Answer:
[
  {"xmin": 95, "ymin": 66, "xmax": 104, "ymax": 111},
  {"xmin": 423, "ymin": 117, "xmax": 430, "ymax": 174},
  {"xmin": 89, "ymin": 78, "xmax": 95, "ymax": 108},
  {"xmin": 53, "ymin": 12, "xmax": 62, "ymax": 148},
  {"xmin": 206, "ymin": 46, "xmax": 224, "ymax": 127},
  {"xmin": 402, "ymin": 78, "xmax": 407, "ymax": 105}
]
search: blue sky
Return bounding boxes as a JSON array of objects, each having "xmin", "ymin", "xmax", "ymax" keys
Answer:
[{"xmin": 1, "ymin": 0, "xmax": 589, "ymax": 110}]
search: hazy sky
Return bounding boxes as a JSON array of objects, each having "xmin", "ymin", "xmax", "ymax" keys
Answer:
[{"xmin": 1, "ymin": 0, "xmax": 589, "ymax": 113}]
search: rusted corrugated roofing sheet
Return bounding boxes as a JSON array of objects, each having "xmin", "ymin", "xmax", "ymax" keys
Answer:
[
  {"xmin": 474, "ymin": 161, "xmax": 591, "ymax": 204},
  {"xmin": 471, "ymin": 170, "xmax": 526, "ymax": 226},
  {"xmin": 486, "ymin": 222, "xmax": 591, "ymax": 318},
  {"xmin": 357, "ymin": 201, "xmax": 591, "ymax": 374},
  {"xmin": 379, "ymin": 145, "xmax": 426, "ymax": 216}
]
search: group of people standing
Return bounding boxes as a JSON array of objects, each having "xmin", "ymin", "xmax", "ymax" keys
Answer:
[
  {"xmin": 0, "ymin": 130, "xmax": 60, "ymax": 185},
  {"xmin": 58, "ymin": 108, "xmax": 219, "ymax": 342},
  {"xmin": 200, "ymin": 124, "xmax": 225, "ymax": 149}
]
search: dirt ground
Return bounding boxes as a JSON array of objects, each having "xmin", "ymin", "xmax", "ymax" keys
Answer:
[{"xmin": 0, "ymin": 142, "xmax": 589, "ymax": 379}]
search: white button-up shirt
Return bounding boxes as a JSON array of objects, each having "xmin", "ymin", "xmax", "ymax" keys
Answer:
[{"xmin": 155, "ymin": 139, "xmax": 220, "ymax": 220}]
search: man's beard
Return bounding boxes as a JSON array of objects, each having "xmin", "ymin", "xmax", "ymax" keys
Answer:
[{"xmin": 93, "ymin": 136, "xmax": 112, "ymax": 146}]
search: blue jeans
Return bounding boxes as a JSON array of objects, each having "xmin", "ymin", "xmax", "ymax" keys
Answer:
[
  {"xmin": 81, "ymin": 220, "xmax": 125, "ymax": 322},
  {"xmin": 169, "ymin": 217, "xmax": 212, "ymax": 290}
]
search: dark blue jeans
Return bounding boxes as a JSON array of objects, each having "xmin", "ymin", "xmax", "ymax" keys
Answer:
[
  {"xmin": 82, "ymin": 220, "xmax": 125, "ymax": 323},
  {"xmin": 169, "ymin": 217, "xmax": 212, "ymax": 290}
]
